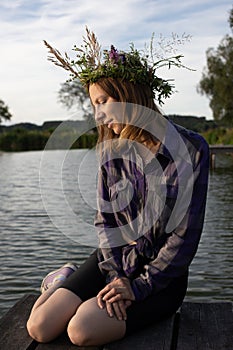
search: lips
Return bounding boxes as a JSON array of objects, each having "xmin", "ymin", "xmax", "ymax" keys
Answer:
[
  {"xmin": 107, "ymin": 121, "xmax": 114, "ymax": 129},
  {"xmin": 104, "ymin": 119, "xmax": 114, "ymax": 128}
]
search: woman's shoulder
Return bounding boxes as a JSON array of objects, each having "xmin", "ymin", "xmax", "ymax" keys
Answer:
[{"xmin": 169, "ymin": 120, "xmax": 209, "ymax": 153}]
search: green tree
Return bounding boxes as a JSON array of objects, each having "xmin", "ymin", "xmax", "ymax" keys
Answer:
[
  {"xmin": 198, "ymin": 7, "xmax": 233, "ymax": 125},
  {"xmin": 0, "ymin": 99, "xmax": 12, "ymax": 123},
  {"xmin": 58, "ymin": 79, "xmax": 93, "ymax": 124}
]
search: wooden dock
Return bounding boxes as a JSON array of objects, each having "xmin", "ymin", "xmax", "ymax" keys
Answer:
[
  {"xmin": 209, "ymin": 145, "xmax": 233, "ymax": 169},
  {"xmin": 0, "ymin": 294, "xmax": 232, "ymax": 350}
]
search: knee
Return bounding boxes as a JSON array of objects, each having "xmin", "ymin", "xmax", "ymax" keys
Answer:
[
  {"xmin": 67, "ymin": 318, "xmax": 92, "ymax": 347},
  {"xmin": 27, "ymin": 316, "xmax": 53, "ymax": 343}
]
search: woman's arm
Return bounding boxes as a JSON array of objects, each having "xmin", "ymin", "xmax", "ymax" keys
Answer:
[
  {"xmin": 95, "ymin": 163, "xmax": 125, "ymax": 282},
  {"xmin": 96, "ymin": 134, "xmax": 209, "ymax": 304},
  {"xmin": 130, "ymin": 136, "xmax": 210, "ymax": 301}
]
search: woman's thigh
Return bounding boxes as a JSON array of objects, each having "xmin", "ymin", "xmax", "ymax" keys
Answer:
[
  {"xmin": 67, "ymin": 297, "xmax": 126, "ymax": 347},
  {"xmin": 66, "ymin": 273, "xmax": 188, "ymax": 346},
  {"xmin": 27, "ymin": 250, "xmax": 105, "ymax": 343},
  {"xmin": 125, "ymin": 272, "xmax": 188, "ymax": 335},
  {"xmin": 27, "ymin": 288, "xmax": 82, "ymax": 343},
  {"xmin": 61, "ymin": 249, "xmax": 106, "ymax": 300}
]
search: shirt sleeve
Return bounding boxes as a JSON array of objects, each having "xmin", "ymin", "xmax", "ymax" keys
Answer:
[
  {"xmin": 95, "ymin": 164, "xmax": 125, "ymax": 283},
  {"xmin": 131, "ymin": 137, "xmax": 210, "ymax": 301}
]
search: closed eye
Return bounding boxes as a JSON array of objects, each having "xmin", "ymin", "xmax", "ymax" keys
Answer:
[{"xmin": 98, "ymin": 100, "xmax": 106, "ymax": 105}]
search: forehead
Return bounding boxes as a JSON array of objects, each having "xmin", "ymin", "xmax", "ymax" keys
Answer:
[{"xmin": 89, "ymin": 84, "xmax": 108, "ymax": 103}]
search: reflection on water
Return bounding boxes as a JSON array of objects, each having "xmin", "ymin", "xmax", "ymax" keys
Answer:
[
  {"xmin": 187, "ymin": 164, "xmax": 233, "ymax": 301},
  {"xmin": 0, "ymin": 150, "xmax": 233, "ymax": 317}
]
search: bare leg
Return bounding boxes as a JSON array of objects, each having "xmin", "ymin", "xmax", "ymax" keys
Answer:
[
  {"xmin": 29, "ymin": 282, "xmax": 63, "ymax": 312},
  {"xmin": 67, "ymin": 297, "xmax": 126, "ymax": 347},
  {"xmin": 27, "ymin": 287, "xmax": 82, "ymax": 343}
]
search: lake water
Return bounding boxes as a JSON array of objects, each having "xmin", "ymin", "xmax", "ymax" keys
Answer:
[{"xmin": 0, "ymin": 149, "xmax": 233, "ymax": 318}]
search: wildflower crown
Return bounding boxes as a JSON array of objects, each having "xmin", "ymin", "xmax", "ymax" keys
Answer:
[{"xmin": 44, "ymin": 27, "xmax": 190, "ymax": 104}]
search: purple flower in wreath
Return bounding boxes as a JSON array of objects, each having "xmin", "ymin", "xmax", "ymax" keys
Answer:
[
  {"xmin": 119, "ymin": 53, "xmax": 126, "ymax": 64},
  {"xmin": 109, "ymin": 45, "xmax": 126, "ymax": 65},
  {"xmin": 109, "ymin": 45, "xmax": 119, "ymax": 63}
]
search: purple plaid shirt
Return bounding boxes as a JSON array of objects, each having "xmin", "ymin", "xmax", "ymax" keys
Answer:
[{"xmin": 95, "ymin": 122, "xmax": 209, "ymax": 302}]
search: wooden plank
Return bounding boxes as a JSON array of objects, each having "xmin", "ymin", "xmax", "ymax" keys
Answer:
[
  {"xmin": 176, "ymin": 302, "xmax": 233, "ymax": 350},
  {"xmin": 2, "ymin": 295, "xmax": 232, "ymax": 350},
  {"xmin": 0, "ymin": 294, "xmax": 38, "ymax": 350},
  {"xmin": 36, "ymin": 332, "xmax": 102, "ymax": 350},
  {"xmin": 103, "ymin": 315, "xmax": 175, "ymax": 350}
]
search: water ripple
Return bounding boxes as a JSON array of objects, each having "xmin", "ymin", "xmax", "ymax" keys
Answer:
[{"xmin": 0, "ymin": 150, "xmax": 233, "ymax": 317}]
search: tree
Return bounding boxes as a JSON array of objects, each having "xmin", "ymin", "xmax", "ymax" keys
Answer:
[
  {"xmin": 58, "ymin": 79, "xmax": 93, "ymax": 124},
  {"xmin": 0, "ymin": 99, "xmax": 12, "ymax": 123},
  {"xmin": 198, "ymin": 7, "xmax": 233, "ymax": 124}
]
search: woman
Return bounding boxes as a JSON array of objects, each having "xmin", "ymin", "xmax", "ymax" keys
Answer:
[{"xmin": 27, "ymin": 29, "xmax": 209, "ymax": 346}]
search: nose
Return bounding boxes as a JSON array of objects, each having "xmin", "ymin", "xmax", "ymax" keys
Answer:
[{"xmin": 94, "ymin": 105, "xmax": 105, "ymax": 123}]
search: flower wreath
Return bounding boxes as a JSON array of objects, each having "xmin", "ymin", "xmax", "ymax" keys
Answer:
[{"xmin": 44, "ymin": 27, "xmax": 191, "ymax": 104}]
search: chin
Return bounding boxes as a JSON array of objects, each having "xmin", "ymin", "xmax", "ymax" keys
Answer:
[
  {"xmin": 112, "ymin": 124, "xmax": 124, "ymax": 135},
  {"xmin": 112, "ymin": 129, "xmax": 121, "ymax": 135}
]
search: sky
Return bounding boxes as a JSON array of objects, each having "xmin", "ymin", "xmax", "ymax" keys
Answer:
[{"xmin": 0, "ymin": 0, "xmax": 232, "ymax": 126}]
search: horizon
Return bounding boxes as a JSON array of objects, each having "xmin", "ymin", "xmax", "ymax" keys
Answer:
[
  {"xmin": 0, "ymin": 0, "xmax": 232, "ymax": 125},
  {"xmin": 1, "ymin": 113, "xmax": 215, "ymax": 128}
]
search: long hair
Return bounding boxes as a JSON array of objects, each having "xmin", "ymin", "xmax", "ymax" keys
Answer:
[{"xmin": 88, "ymin": 77, "xmax": 163, "ymax": 154}]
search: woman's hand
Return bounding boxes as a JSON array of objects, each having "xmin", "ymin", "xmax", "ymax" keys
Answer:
[
  {"xmin": 97, "ymin": 277, "xmax": 135, "ymax": 320},
  {"xmin": 104, "ymin": 299, "xmax": 132, "ymax": 321}
]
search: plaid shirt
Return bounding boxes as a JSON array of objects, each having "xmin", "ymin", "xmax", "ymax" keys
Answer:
[{"xmin": 95, "ymin": 122, "xmax": 209, "ymax": 302}]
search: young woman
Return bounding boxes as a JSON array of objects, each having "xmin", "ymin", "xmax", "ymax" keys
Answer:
[{"xmin": 27, "ymin": 30, "xmax": 209, "ymax": 346}]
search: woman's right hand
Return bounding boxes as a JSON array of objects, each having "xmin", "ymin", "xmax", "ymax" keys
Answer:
[
  {"xmin": 97, "ymin": 277, "xmax": 134, "ymax": 320},
  {"xmin": 104, "ymin": 299, "xmax": 132, "ymax": 321}
]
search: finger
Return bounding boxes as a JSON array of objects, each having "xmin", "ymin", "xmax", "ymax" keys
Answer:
[
  {"xmin": 96, "ymin": 294, "xmax": 105, "ymax": 309},
  {"xmin": 106, "ymin": 301, "xmax": 114, "ymax": 318},
  {"xmin": 106, "ymin": 289, "xmax": 132, "ymax": 302},
  {"xmin": 102, "ymin": 288, "xmax": 121, "ymax": 301},
  {"xmin": 107, "ymin": 293, "xmax": 123, "ymax": 304},
  {"xmin": 112, "ymin": 302, "xmax": 124, "ymax": 321},
  {"xmin": 124, "ymin": 300, "xmax": 132, "ymax": 308},
  {"xmin": 97, "ymin": 285, "xmax": 111, "ymax": 299},
  {"xmin": 118, "ymin": 300, "xmax": 127, "ymax": 320},
  {"xmin": 97, "ymin": 285, "xmax": 113, "ymax": 307}
]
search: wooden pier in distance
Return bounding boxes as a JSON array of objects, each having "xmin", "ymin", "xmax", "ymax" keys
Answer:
[
  {"xmin": 209, "ymin": 145, "xmax": 233, "ymax": 169},
  {"xmin": 0, "ymin": 294, "xmax": 232, "ymax": 350}
]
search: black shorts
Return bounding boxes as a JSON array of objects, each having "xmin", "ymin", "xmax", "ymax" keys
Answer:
[{"xmin": 61, "ymin": 249, "xmax": 188, "ymax": 335}]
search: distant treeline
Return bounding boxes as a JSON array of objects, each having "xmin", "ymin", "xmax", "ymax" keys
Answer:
[
  {"xmin": 0, "ymin": 116, "xmax": 232, "ymax": 152},
  {"xmin": 201, "ymin": 127, "xmax": 233, "ymax": 145},
  {"xmin": 168, "ymin": 115, "xmax": 217, "ymax": 132},
  {"xmin": 0, "ymin": 120, "xmax": 97, "ymax": 152},
  {"xmin": 168, "ymin": 114, "xmax": 233, "ymax": 145}
]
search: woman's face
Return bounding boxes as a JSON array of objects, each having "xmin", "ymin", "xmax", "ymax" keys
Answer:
[{"xmin": 89, "ymin": 83, "xmax": 124, "ymax": 135}]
